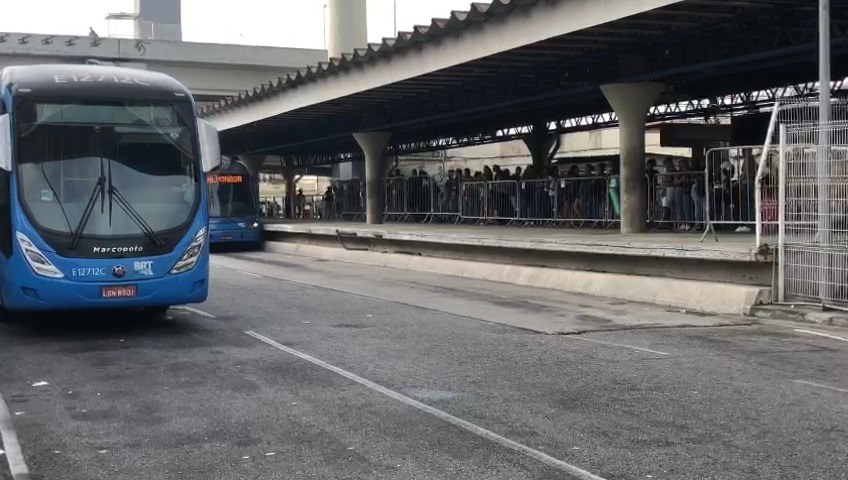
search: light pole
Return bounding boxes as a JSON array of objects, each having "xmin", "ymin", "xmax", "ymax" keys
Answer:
[
  {"xmin": 393, "ymin": 0, "xmax": 397, "ymax": 35},
  {"xmin": 323, "ymin": 3, "xmax": 328, "ymax": 50}
]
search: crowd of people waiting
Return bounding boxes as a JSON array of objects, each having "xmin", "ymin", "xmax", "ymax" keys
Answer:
[{"xmin": 261, "ymin": 155, "xmax": 763, "ymax": 233}]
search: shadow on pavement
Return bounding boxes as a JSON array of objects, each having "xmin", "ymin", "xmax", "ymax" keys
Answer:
[
  {"xmin": 0, "ymin": 309, "xmax": 198, "ymax": 342},
  {"xmin": 210, "ymin": 243, "xmax": 264, "ymax": 254}
]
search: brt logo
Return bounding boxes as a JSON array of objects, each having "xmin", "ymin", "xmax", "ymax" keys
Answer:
[{"xmin": 134, "ymin": 261, "xmax": 154, "ymax": 277}]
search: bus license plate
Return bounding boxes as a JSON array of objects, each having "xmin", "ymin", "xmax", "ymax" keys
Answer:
[
  {"xmin": 101, "ymin": 285, "xmax": 137, "ymax": 299},
  {"xmin": 220, "ymin": 235, "xmax": 233, "ymax": 240}
]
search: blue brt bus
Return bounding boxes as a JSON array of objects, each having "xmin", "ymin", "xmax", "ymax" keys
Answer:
[
  {"xmin": 207, "ymin": 158, "xmax": 262, "ymax": 247},
  {"xmin": 0, "ymin": 64, "xmax": 222, "ymax": 316}
]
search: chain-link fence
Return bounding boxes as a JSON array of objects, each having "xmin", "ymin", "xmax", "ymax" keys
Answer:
[{"xmin": 778, "ymin": 118, "xmax": 848, "ymax": 309}]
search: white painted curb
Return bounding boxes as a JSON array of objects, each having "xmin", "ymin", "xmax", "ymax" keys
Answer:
[{"xmin": 266, "ymin": 242, "xmax": 770, "ymax": 316}]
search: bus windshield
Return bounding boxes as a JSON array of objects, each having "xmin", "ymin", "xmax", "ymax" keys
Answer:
[
  {"xmin": 15, "ymin": 100, "xmax": 200, "ymax": 238},
  {"xmin": 207, "ymin": 169, "xmax": 256, "ymax": 219}
]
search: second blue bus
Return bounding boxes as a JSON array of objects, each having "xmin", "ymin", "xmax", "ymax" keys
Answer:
[{"xmin": 207, "ymin": 158, "xmax": 262, "ymax": 248}]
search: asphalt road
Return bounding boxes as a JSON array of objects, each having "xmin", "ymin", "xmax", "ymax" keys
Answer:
[{"xmin": 0, "ymin": 251, "xmax": 846, "ymax": 480}]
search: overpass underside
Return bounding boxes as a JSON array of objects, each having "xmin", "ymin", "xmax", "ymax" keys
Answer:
[
  {"xmin": 214, "ymin": 0, "xmax": 848, "ymax": 164},
  {"xmin": 205, "ymin": 0, "xmax": 848, "ymax": 230}
]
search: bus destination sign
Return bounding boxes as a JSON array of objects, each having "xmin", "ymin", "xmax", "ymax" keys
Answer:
[{"xmin": 207, "ymin": 175, "xmax": 244, "ymax": 185}]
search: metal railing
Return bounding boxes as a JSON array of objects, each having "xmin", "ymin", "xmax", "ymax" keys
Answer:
[
  {"xmin": 260, "ymin": 194, "xmax": 338, "ymax": 221},
  {"xmin": 486, "ymin": 180, "xmax": 520, "ymax": 222},
  {"xmin": 703, "ymin": 147, "xmax": 766, "ymax": 237},
  {"xmin": 380, "ymin": 175, "xmax": 623, "ymax": 226},
  {"xmin": 335, "ymin": 180, "xmax": 365, "ymax": 220},
  {"xmin": 460, "ymin": 181, "xmax": 487, "ymax": 222},
  {"xmin": 519, "ymin": 179, "xmax": 557, "ymax": 223},
  {"xmin": 649, "ymin": 171, "xmax": 708, "ymax": 231},
  {"xmin": 258, "ymin": 169, "xmax": 728, "ymax": 232}
]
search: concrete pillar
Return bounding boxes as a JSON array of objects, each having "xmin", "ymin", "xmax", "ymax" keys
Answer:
[
  {"xmin": 327, "ymin": 0, "xmax": 367, "ymax": 59},
  {"xmin": 522, "ymin": 122, "xmax": 561, "ymax": 173},
  {"xmin": 282, "ymin": 163, "xmax": 296, "ymax": 219},
  {"xmin": 353, "ymin": 132, "xmax": 391, "ymax": 224},
  {"xmin": 601, "ymin": 83, "xmax": 664, "ymax": 234},
  {"xmin": 135, "ymin": 0, "xmax": 183, "ymax": 42},
  {"xmin": 328, "ymin": 0, "xmax": 368, "ymax": 182}
]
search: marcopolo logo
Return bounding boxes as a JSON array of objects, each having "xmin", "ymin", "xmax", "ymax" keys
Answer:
[{"xmin": 92, "ymin": 245, "xmax": 144, "ymax": 254}]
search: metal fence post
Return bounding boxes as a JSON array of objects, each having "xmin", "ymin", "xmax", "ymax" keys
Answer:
[
  {"xmin": 756, "ymin": 103, "xmax": 781, "ymax": 247},
  {"xmin": 778, "ymin": 124, "xmax": 787, "ymax": 303},
  {"xmin": 818, "ymin": 0, "xmax": 833, "ymax": 304}
]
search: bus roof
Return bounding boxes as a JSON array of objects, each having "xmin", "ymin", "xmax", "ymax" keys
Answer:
[{"xmin": 0, "ymin": 64, "xmax": 193, "ymax": 102}]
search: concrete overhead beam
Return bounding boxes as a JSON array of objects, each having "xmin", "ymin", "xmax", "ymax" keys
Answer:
[{"xmin": 205, "ymin": 0, "xmax": 686, "ymax": 131}]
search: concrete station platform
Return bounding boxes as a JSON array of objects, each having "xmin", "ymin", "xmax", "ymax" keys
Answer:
[
  {"xmin": 263, "ymin": 221, "xmax": 768, "ymax": 263},
  {"xmin": 261, "ymin": 221, "xmax": 773, "ymax": 316}
]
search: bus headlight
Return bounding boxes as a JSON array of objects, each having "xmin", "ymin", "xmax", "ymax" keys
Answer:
[
  {"xmin": 170, "ymin": 227, "xmax": 207, "ymax": 274},
  {"xmin": 15, "ymin": 231, "xmax": 64, "ymax": 279}
]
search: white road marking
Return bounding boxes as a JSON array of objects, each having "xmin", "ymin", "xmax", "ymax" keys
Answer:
[
  {"xmin": 793, "ymin": 329, "xmax": 848, "ymax": 343},
  {"xmin": 0, "ymin": 393, "xmax": 30, "ymax": 479},
  {"xmin": 794, "ymin": 380, "xmax": 848, "ymax": 394},
  {"xmin": 236, "ymin": 270, "xmax": 263, "ymax": 278},
  {"xmin": 246, "ymin": 330, "xmax": 608, "ymax": 480},
  {"xmin": 173, "ymin": 306, "xmax": 216, "ymax": 319},
  {"xmin": 567, "ymin": 336, "xmax": 670, "ymax": 356}
]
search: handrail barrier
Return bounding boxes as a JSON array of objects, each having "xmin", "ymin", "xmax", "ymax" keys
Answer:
[
  {"xmin": 384, "ymin": 176, "xmax": 408, "ymax": 222},
  {"xmin": 377, "ymin": 175, "xmax": 620, "ymax": 227},
  {"xmin": 335, "ymin": 179, "xmax": 365, "ymax": 221},
  {"xmin": 702, "ymin": 146, "xmax": 770, "ymax": 239},
  {"xmin": 433, "ymin": 175, "xmax": 463, "ymax": 223},
  {"xmin": 557, "ymin": 176, "xmax": 612, "ymax": 227},
  {"xmin": 648, "ymin": 170, "xmax": 708, "ymax": 231},
  {"xmin": 519, "ymin": 179, "xmax": 554, "ymax": 224},
  {"xmin": 460, "ymin": 181, "xmax": 487, "ymax": 223},
  {"xmin": 486, "ymin": 180, "xmax": 520, "ymax": 223},
  {"xmin": 259, "ymin": 169, "xmax": 728, "ymax": 231}
]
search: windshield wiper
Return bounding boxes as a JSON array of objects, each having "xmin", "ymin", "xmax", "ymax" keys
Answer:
[
  {"xmin": 69, "ymin": 130, "xmax": 108, "ymax": 250},
  {"xmin": 68, "ymin": 128, "xmax": 162, "ymax": 250},
  {"xmin": 105, "ymin": 157, "xmax": 163, "ymax": 248},
  {"xmin": 40, "ymin": 163, "xmax": 73, "ymax": 233},
  {"xmin": 67, "ymin": 176, "xmax": 105, "ymax": 250}
]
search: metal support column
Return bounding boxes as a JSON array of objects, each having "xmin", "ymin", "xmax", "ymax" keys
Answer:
[{"xmin": 818, "ymin": 0, "xmax": 832, "ymax": 303}]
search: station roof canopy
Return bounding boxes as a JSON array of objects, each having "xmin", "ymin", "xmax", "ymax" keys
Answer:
[{"xmin": 201, "ymin": 0, "xmax": 848, "ymax": 168}]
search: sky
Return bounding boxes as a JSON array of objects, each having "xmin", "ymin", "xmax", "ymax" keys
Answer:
[{"xmin": 0, "ymin": 0, "xmax": 475, "ymax": 49}]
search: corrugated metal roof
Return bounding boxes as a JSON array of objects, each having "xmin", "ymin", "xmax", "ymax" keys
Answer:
[{"xmin": 199, "ymin": 0, "xmax": 541, "ymax": 117}]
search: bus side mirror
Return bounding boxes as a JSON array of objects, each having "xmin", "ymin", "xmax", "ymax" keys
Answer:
[
  {"xmin": 0, "ymin": 114, "xmax": 12, "ymax": 173},
  {"xmin": 198, "ymin": 119, "xmax": 221, "ymax": 173}
]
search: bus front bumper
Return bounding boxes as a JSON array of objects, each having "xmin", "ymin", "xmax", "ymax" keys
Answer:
[
  {"xmin": 209, "ymin": 227, "xmax": 263, "ymax": 245},
  {"xmin": 2, "ymin": 267, "xmax": 209, "ymax": 311}
]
